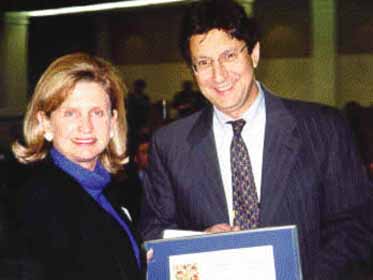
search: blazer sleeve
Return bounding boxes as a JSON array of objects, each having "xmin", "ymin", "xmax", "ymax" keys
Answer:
[{"xmin": 138, "ymin": 132, "xmax": 179, "ymax": 240}]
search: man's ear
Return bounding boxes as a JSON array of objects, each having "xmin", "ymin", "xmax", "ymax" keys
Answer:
[{"xmin": 251, "ymin": 42, "xmax": 260, "ymax": 69}]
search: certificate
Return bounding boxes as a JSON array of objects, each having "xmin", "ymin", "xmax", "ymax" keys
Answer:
[
  {"xmin": 144, "ymin": 225, "xmax": 302, "ymax": 280},
  {"xmin": 169, "ymin": 245, "xmax": 276, "ymax": 280}
]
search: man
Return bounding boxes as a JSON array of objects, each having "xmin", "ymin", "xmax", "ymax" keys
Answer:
[
  {"xmin": 121, "ymin": 133, "xmax": 151, "ymax": 226},
  {"xmin": 172, "ymin": 80, "xmax": 206, "ymax": 119},
  {"xmin": 139, "ymin": 0, "xmax": 373, "ymax": 279},
  {"xmin": 126, "ymin": 79, "xmax": 151, "ymax": 153}
]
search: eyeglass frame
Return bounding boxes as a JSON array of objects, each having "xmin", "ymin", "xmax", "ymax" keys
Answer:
[{"xmin": 191, "ymin": 44, "xmax": 248, "ymax": 75}]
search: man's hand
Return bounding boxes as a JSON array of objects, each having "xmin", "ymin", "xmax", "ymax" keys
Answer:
[
  {"xmin": 146, "ymin": 248, "xmax": 154, "ymax": 263},
  {"xmin": 204, "ymin": 223, "xmax": 240, "ymax": 234},
  {"xmin": 147, "ymin": 224, "xmax": 240, "ymax": 262}
]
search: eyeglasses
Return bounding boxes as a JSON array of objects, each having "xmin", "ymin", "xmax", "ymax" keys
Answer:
[{"xmin": 192, "ymin": 44, "xmax": 247, "ymax": 76}]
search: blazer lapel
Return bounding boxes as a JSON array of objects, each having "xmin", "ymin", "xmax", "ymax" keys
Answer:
[
  {"xmin": 186, "ymin": 106, "xmax": 230, "ymax": 223},
  {"xmin": 105, "ymin": 184, "xmax": 137, "ymax": 231},
  {"xmin": 259, "ymin": 88, "xmax": 301, "ymax": 226}
]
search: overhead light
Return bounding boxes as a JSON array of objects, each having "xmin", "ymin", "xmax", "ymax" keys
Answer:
[{"xmin": 8, "ymin": 0, "xmax": 190, "ymax": 18}]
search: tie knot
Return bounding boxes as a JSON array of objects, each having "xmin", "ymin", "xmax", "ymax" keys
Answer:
[{"xmin": 229, "ymin": 119, "xmax": 246, "ymax": 136}]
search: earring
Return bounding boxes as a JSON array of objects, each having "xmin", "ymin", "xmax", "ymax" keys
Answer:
[
  {"xmin": 44, "ymin": 132, "xmax": 53, "ymax": 142},
  {"xmin": 110, "ymin": 130, "xmax": 114, "ymax": 139},
  {"xmin": 253, "ymin": 60, "xmax": 258, "ymax": 69}
]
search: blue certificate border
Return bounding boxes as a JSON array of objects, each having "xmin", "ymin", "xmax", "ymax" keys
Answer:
[{"xmin": 144, "ymin": 225, "xmax": 302, "ymax": 280}]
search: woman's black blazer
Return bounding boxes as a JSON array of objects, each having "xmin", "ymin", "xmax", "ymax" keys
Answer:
[{"xmin": 9, "ymin": 158, "xmax": 145, "ymax": 280}]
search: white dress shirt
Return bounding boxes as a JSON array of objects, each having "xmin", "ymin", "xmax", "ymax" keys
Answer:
[{"xmin": 213, "ymin": 82, "xmax": 266, "ymax": 224}]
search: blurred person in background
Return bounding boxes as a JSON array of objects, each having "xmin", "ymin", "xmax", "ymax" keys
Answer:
[
  {"xmin": 126, "ymin": 79, "xmax": 151, "ymax": 154},
  {"xmin": 172, "ymin": 80, "xmax": 207, "ymax": 119},
  {"xmin": 120, "ymin": 132, "xmax": 151, "ymax": 227}
]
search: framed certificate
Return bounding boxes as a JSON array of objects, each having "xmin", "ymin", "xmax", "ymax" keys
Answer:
[{"xmin": 144, "ymin": 225, "xmax": 302, "ymax": 280}]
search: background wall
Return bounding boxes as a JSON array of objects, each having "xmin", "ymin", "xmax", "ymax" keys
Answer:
[
  {"xmin": 1, "ymin": 0, "xmax": 373, "ymax": 151},
  {"xmin": 2, "ymin": 0, "xmax": 373, "ymax": 109}
]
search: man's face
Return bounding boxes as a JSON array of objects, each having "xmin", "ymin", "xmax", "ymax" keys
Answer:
[
  {"xmin": 190, "ymin": 29, "xmax": 260, "ymax": 119},
  {"xmin": 135, "ymin": 142, "xmax": 150, "ymax": 170}
]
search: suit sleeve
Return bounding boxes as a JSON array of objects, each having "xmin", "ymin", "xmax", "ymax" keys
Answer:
[
  {"xmin": 138, "ymin": 133, "xmax": 179, "ymax": 240},
  {"xmin": 315, "ymin": 112, "xmax": 373, "ymax": 279}
]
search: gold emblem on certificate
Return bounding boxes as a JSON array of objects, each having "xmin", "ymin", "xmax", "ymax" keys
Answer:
[{"xmin": 172, "ymin": 263, "xmax": 200, "ymax": 280}]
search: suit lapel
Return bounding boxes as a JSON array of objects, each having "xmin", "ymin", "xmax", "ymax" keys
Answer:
[
  {"xmin": 181, "ymin": 90, "xmax": 301, "ymax": 226},
  {"xmin": 259, "ymin": 88, "xmax": 301, "ymax": 226},
  {"xmin": 187, "ymin": 106, "xmax": 230, "ymax": 223}
]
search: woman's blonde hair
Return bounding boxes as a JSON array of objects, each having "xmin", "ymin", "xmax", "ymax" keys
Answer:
[{"xmin": 12, "ymin": 52, "xmax": 128, "ymax": 173}]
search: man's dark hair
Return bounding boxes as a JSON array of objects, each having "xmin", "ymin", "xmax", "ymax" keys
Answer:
[{"xmin": 180, "ymin": 0, "xmax": 260, "ymax": 66}]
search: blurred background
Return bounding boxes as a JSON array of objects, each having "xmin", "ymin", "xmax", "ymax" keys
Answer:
[{"xmin": 0, "ymin": 0, "xmax": 372, "ymax": 177}]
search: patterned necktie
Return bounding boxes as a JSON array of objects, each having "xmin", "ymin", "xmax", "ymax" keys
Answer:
[{"xmin": 229, "ymin": 119, "xmax": 259, "ymax": 229}]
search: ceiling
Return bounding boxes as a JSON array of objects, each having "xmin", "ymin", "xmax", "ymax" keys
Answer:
[{"xmin": 0, "ymin": 0, "xmax": 131, "ymax": 13}]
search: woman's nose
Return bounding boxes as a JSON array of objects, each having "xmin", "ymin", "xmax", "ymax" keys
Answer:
[{"xmin": 78, "ymin": 115, "xmax": 93, "ymax": 132}]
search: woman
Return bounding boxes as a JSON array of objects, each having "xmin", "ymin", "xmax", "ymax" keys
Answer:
[{"xmin": 11, "ymin": 53, "xmax": 145, "ymax": 279}]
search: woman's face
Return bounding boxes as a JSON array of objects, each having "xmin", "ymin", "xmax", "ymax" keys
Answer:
[{"xmin": 39, "ymin": 81, "xmax": 117, "ymax": 171}]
